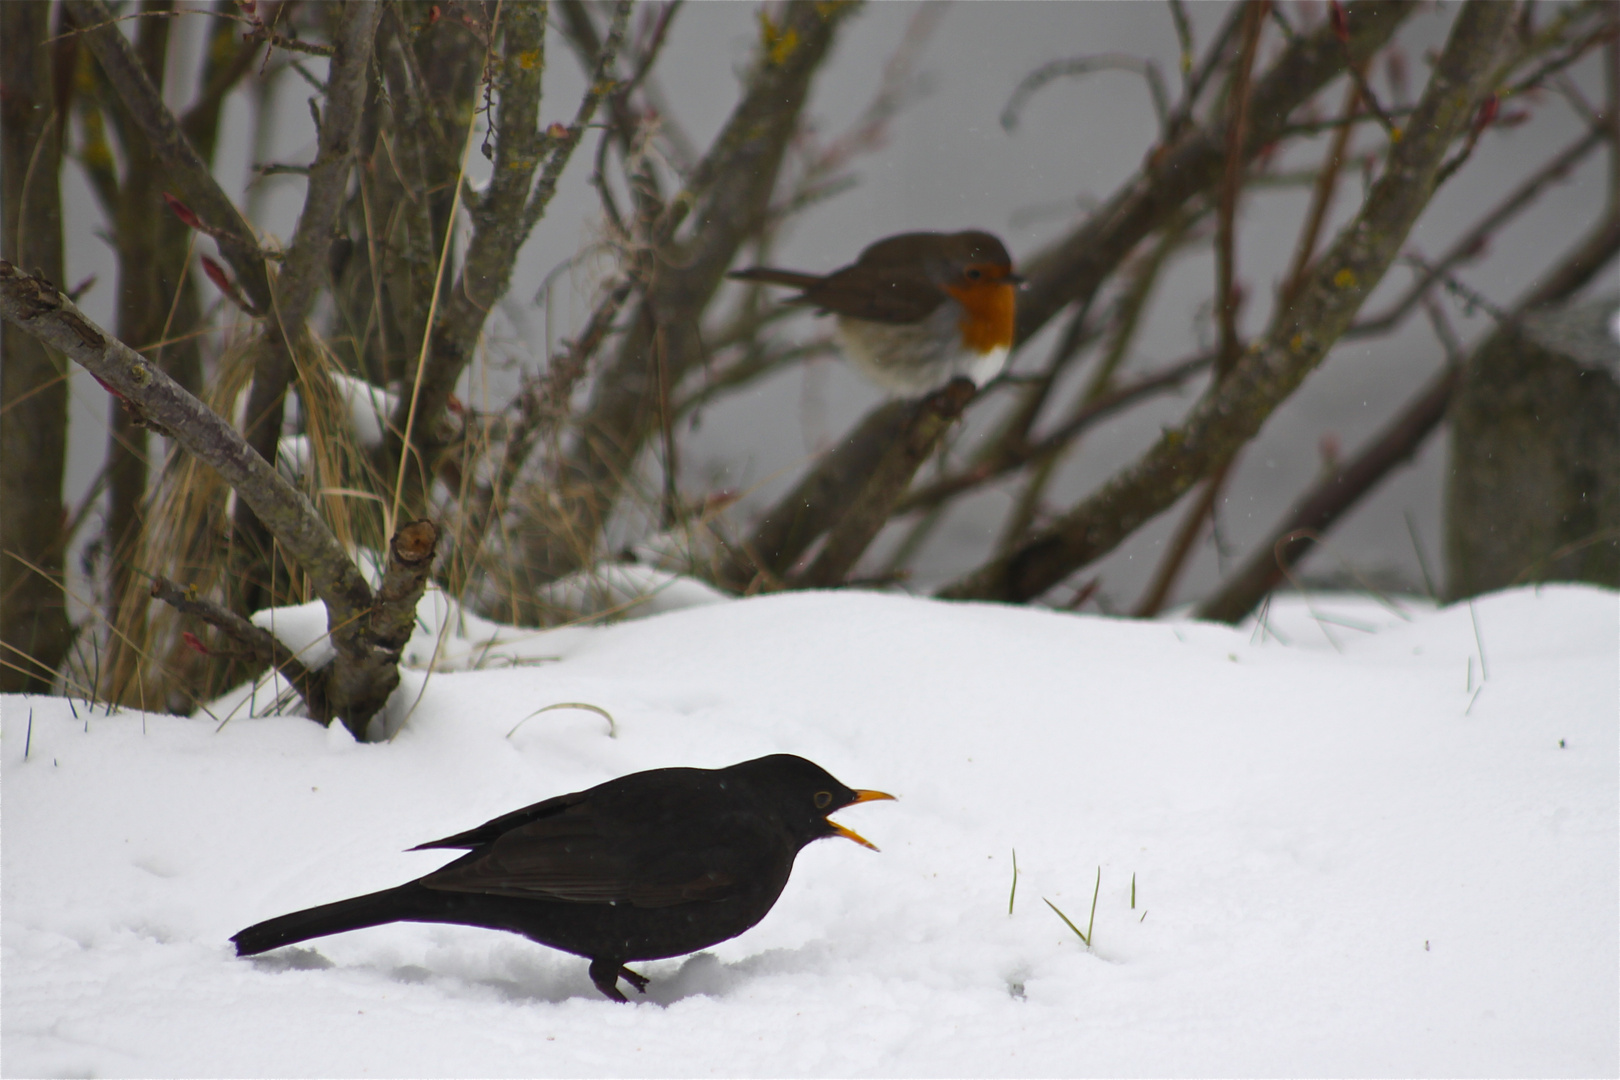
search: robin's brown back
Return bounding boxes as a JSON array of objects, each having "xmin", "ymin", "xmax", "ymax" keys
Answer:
[{"xmin": 731, "ymin": 230, "xmax": 1020, "ymax": 394}]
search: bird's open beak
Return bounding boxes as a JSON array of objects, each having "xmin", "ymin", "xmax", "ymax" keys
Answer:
[{"xmin": 828, "ymin": 789, "xmax": 896, "ymax": 851}]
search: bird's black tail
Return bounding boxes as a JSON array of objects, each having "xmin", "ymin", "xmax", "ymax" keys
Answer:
[{"xmin": 231, "ymin": 883, "xmax": 430, "ymax": 956}]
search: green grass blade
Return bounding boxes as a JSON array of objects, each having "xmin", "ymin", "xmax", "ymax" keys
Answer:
[
  {"xmin": 1044, "ymin": 897, "xmax": 1089, "ymax": 946},
  {"xmin": 1009, "ymin": 849, "xmax": 1019, "ymax": 914},
  {"xmin": 1085, "ymin": 866, "xmax": 1101, "ymax": 944}
]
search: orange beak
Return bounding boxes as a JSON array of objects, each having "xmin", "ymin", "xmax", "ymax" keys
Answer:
[{"xmin": 827, "ymin": 789, "xmax": 896, "ymax": 851}]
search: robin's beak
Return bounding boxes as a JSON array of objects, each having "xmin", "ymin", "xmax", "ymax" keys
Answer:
[
  {"xmin": 827, "ymin": 789, "xmax": 896, "ymax": 851},
  {"xmin": 1005, "ymin": 272, "xmax": 1026, "ymax": 286}
]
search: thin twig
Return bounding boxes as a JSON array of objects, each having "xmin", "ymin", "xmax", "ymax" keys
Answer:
[
  {"xmin": 1216, "ymin": 1, "xmax": 1267, "ymax": 378},
  {"xmin": 1349, "ymin": 125, "xmax": 1606, "ymax": 337},
  {"xmin": 1001, "ymin": 54, "xmax": 1170, "ymax": 136},
  {"xmin": 898, "ymin": 352, "xmax": 1215, "ymax": 515},
  {"xmin": 942, "ymin": 2, "xmax": 1516, "ymax": 604}
]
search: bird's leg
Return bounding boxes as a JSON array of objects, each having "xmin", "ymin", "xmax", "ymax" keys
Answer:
[
  {"xmin": 588, "ymin": 957, "xmax": 630, "ymax": 1003},
  {"xmin": 619, "ymin": 966, "xmax": 649, "ymax": 994}
]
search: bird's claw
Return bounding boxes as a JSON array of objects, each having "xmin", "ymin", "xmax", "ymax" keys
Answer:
[{"xmin": 591, "ymin": 958, "xmax": 649, "ymax": 1001}]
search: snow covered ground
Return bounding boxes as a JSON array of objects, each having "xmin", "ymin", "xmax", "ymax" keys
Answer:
[{"xmin": 3, "ymin": 584, "xmax": 1615, "ymax": 1077}]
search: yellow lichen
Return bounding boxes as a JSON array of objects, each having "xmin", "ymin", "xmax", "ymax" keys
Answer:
[
  {"xmin": 1333, "ymin": 268, "xmax": 1358, "ymax": 289},
  {"xmin": 759, "ymin": 10, "xmax": 799, "ymax": 66}
]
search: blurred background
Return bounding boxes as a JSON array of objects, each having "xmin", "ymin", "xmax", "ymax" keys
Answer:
[{"xmin": 53, "ymin": 2, "xmax": 1611, "ymax": 607}]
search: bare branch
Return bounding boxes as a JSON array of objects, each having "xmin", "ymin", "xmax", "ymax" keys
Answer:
[
  {"xmin": 149, "ymin": 575, "xmax": 317, "ymax": 711},
  {"xmin": 1, "ymin": 0, "xmax": 73, "ymax": 692},
  {"xmin": 1132, "ymin": 458, "xmax": 1233, "ymax": 617},
  {"xmin": 716, "ymin": 397, "xmax": 916, "ymax": 591},
  {"xmin": 1, "ymin": 262, "xmax": 373, "ymax": 617},
  {"xmin": 1349, "ymin": 125, "xmax": 1607, "ymax": 337},
  {"xmin": 1215, "ymin": 1, "xmax": 1266, "ymax": 378},
  {"xmin": 1015, "ymin": 1, "xmax": 1412, "ymax": 346},
  {"xmin": 1165, "ymin": 1, "xmax": 1245, "ymax": 137},
  {"xmin": 896, "ymin": 352, "xmax": 1215, "ymax": 515},
  {"xmin": 64, "ymin": 0, "xmax": 271, "ymax": 309},
  {"xmin": 521, "ymin": 2, "xmax": 632, "ymax": 237},
  {"xmin": 940, "ymin": 0, "xmax": 1517, "ymax": 603},
  {"xmin": 448, "ymin": 277, "xmax": 635, "ymax": 591},
  {"xmin": 393, "ymin": 2, "xmax": 632, "ymax": 515},
  {"xmin": 233, "ymin": 0, "xmax": 380, "ymax": 614},
  {"xmin": 795, "ymin": 380, "xmax": 978, "ymax": 588},
  {"xmin": 0, "ymin": 261, "xmax": 425, "ymax": 735},
  {"xmin": 325, "ymin": 519, "xmax": 439, "ymax": 736},
  {"xmin": 1280, "ymin": 77, "xmax": 1362, "ymax": 310},
  {"xmin": 1196, "ymin": 360, "xmax": 1458, "ymax": 623},
  {"xmin": 274, "ymin": 1, "xmax": 382, "ymax": 328},
  {"xmin": 1167, "ymin": 0, "xmax": 1195, "ymax": 90},
  {"xmin": 1001, "ymin": 54, "xmax": 1170, "ymax": 136},
  {"xmin": 536, "ymin": 0, "xmax": 861, "ymax": 583}
]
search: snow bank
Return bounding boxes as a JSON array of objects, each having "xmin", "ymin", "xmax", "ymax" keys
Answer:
[{"xmin": 4, "ymin": 586, "xmax": 1615, "ymax": 1076}]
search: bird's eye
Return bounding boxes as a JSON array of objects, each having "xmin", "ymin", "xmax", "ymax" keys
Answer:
[
  {"xmin": 814, "ymin": 791, "xmax": 833, "ymax": 809},
  {"xmin": 965, "ymin": 268, "xmax": 983, "ymax": 280}
]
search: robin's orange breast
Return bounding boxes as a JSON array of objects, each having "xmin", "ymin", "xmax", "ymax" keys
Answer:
[
  {"xmin": 729, "ymin": 229, "xmax": 1020, "ymax": 395},
  {"xmin": 943, "ymin": 278, "xmax": 1018, "ymax": 356}
]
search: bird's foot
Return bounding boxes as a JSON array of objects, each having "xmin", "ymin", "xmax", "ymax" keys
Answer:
[{"xmin": 589, "ymin": 958, "xmax": 648, "ymax": 1002}]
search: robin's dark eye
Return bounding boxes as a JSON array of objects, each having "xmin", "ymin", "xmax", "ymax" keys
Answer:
[
  {"xmin": 814, "ymin": 791, "xmax": 833, "ymax": 809},
  {"xmin": 965, "ymin": 268, "xmax": 983, "ymax": 280}
]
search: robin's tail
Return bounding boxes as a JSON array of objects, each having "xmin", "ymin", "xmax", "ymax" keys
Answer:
[
  {"xmin": 232, "ymin": 883, "xmax": 429, "ymax": 956},
  {"xmin": 728, "ymin": 267, "xmax": 821, "ymax": 290}
]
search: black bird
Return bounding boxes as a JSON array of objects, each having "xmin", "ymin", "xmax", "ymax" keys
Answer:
[{"xmin": 231, "ymin": 754, "xmax": 894, "ymax": 1001}]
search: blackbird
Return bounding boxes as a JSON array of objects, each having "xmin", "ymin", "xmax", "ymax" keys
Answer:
[{"xmin": 230, "ymin": 754, "xmax": 894, "ymax": 1001}]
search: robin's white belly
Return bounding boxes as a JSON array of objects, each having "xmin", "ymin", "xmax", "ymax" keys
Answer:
[{"xmin": 834, "ymin": 311, "xmax": 1010, "ymax": 396}]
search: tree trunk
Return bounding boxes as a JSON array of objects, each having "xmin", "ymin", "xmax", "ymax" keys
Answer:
[
  {"xmin": 102, "ymin": 1, "xmax": 178, "ymax": 701},
  {"xmin": 1, "ymin": 1, "xmax": 73, "ymax": 692},
  {"xmin": 1445, "ymin": 298, "xmax": 1620, "ymax": 597}
]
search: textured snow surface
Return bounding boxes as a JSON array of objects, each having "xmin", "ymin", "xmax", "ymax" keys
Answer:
[{"xmin": 3, "ymin": 586, "xmax": 1616, "ymax": 1077}]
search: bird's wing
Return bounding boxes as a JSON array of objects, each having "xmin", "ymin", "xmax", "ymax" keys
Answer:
[
  {"xmin": 409, "ymin": 790, "xmax": 585, "ymax": 851},
  {"xmin": 417, "ymin": 799, "xmax": 748, "ymax": 908},
  {"xmin": 803, "ymin": 263, "xmax": 945, "ymax": 324}
]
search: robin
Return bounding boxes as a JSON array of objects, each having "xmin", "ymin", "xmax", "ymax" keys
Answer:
[
  {"xmin": 231, "ymin": 754, "xmax": 894, "ymax": 1002},
  {"xmin": 730, "ymin": 230, "xmax": 1022, "ymax": 395}
]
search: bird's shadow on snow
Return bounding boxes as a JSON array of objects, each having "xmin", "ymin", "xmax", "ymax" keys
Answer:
[
  {"xmin": 456, "ymin": 944, "xmax": 833, "ymax": 1007},
  {"xmin": 242, "ymin": 947, "xmax": 334, "ymax": 971},
  {"xmin": 240, "ymin": 941, "xmax": 831, "ymax": 1007},
  {"xmin": 639, "ymin": 944, "xmax": 831, "ymax": 1006}
]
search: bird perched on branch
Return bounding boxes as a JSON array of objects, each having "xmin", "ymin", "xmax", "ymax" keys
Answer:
[
  {"xmin": 231, "ymin": 754, "xmax": 894, "ymax": 1002},
  {"xmin": 730, "ymin": 230, "xmax": 1022, "ymax": 396}
]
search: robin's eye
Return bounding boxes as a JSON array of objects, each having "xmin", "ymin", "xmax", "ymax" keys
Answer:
[
  {"xmin": 965, "ymin": 268, "xmax": 983, "ymax": 280},
  {"xmin": 814, "ymin": 791, "xmax": 833, "ymax": 809}
]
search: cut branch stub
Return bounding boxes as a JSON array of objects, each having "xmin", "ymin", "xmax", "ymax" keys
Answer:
[
  {"xmin": 326, "ymin": 517, "xmax": 440, "ymax": 741},
  {"xmin": 369, "ymin": 519, "xmax": 440, "ymax": 656}
]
